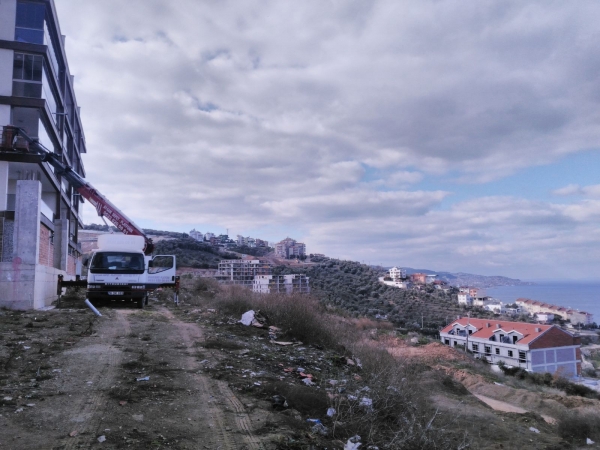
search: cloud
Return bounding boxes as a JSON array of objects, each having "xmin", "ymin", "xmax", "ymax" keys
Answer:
[
  {"xmin": 52, "ymin": 0, "xmax": 600, "ymax": 279},
  {"xmin": 553, "ymin": 184, "xmax": 600, "ymax": 197}
]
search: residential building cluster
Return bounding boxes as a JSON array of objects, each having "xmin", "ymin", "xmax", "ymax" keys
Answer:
[
  {"xmin": 188, "ymin": 229, "xmax": 271, "ymax": 250},
  {"xmin": 274, "ymin": 237, "xmax": 306, "ymax": 259},
  {"xmin": 441, "ymin": 317, "xmax": 581, "ymax": 377},
  {"xmin": 379, "ymin": 267, "xmax": 449, "ymax": 291},
  {"xmin": 516, "ymin": 298, "xmax": 594, "ymax": 326},
  {"xmin": 214, "ymin": 256, "xmax": 309, "ymax": 295}
]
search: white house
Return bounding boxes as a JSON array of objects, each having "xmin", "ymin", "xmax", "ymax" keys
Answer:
[
  {"xmin": 457, "ymin": 292, "xmax": 472, "ymax": 306},
  {"xmin": 440, "ymin": 318, "xmax": 581, "ymax": 377}
]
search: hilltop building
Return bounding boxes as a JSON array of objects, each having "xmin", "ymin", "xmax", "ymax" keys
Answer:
[
  {"xmin": 1, "ymin": 0, "xmax": 86, "ymax": 309},
  {"xmin": 189, "ymin": 229, "xmax": 203, "ymax": 241},
  {"xmin": 275, "ymin": 237, "xmax": 306, "ymax": 259},
  {"xmin": 441, "ymin": 317, "xmax": 581, "ymax": 377}
]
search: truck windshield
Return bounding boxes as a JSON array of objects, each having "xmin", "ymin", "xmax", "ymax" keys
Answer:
[{"xmin": 90, "ymin": 252, "xmax": 145, "ymax": 274}]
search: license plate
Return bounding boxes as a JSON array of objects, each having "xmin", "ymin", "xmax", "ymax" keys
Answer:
[{"xmin": 108, "ymin": 291, "xmax": 124, "ymax": 295}]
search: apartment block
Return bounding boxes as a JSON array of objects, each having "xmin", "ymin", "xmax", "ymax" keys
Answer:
[
  {"xmin": 516, "ymin": 298, "xmax": 594, "ymax": 326},
  {"xmin": 0, "ymin": 0, "xmax": 86, "ymax": 309},
  {"xmin": 441, "ymin": 318, "xmax": 581, "ymax": 377},
  {"xmin": 274, "ymin": 237, "xmax": 306, "ymax": 259}
]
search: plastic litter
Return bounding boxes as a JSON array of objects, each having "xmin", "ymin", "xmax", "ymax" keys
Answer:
[
  {"xmin": 85, "ymin": 299, "xmax": 102, "ymax": 317},
  {"xmin": 587, "ymin": 438, "xmax": 595, "ymax": 445},
  {"xmin": 97, "ymin": 435, "xmax": 106, "ymax": 443},
  {"xmin": 302, "ymin": 378, "xmax": 314, "ymax": 386},
  {"xmin": 306, "ymin": 418, "xmax": 322, "ymax": 424},
  {"xmin": 273, "ymin": 341, "xmax": 294, "ymax": 346},
  {"xmin": 344, "ymin": 435, "xmax": 362, "ymax": 450},
  {"xmin": 359, "ymin": 397, "xmax": 373, "ymax": 409},
  {"xmin": 529, "ymin": 427, "xmax": 540, "ymax": 433},
  {"xmin": 136, "ymin": 376, "xmax": 150, "ymax": 382},
  {"xmin": 311, "ymin": 422, "xmax": 328, "ymax": 435},
  {"xmin": 272, "ymin": 395, "xmax": 288, "ymax": 409},
  {"xmin": 327, "ymin": 407, "xmax": 336, "ymax": 417},
  {"xmin": 69, "ymin": 431, "xmax": 78, "ymax": 437},
  {"xmin": 239, "ymin": 310, "xmax": 256, "ymax": 326},
  {"xmin": 15, "ymin": 407, "xmax": 23, "ymax": 413},
  {"xmin": 239, "ymin": 310, "xmax": 266, "ymax": 327},
  {"xmin": 23, "ymin": 346, "xmax": 31, "ymax": 350}
]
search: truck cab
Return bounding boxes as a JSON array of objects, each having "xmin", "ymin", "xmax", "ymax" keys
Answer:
[{"xmin": 86, "ymin": 235, "xmax": 176, "ymax": 308}]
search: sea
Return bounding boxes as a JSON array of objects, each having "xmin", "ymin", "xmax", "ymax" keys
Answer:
[{"xmin": 486, "ymin": 282, "xmax": 600, "ymax": 323}]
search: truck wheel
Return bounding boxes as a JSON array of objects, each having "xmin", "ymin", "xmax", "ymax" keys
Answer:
[
  {"xmin": 136, "ymin": 297, "xmax": 144, "ymax": 309},
  {"xmin": 144, "ymin": 294, "xmax": 149, "ymax": 306}
]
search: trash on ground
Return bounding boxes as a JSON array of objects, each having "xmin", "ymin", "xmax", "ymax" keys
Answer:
[
  {"xmin": 272, "ymin": 395, "xmax": 288, "ymax": 409},
  {"xmin": 136, "ymin": 376, "xmax": 150, "ymax": 382},
  {"xmin": 327, "ymin": 407, "xmax": 336, "ymax": 417},
  {"xmin": 119, "ymin": 401, "xmax": 127, "ymax": 406},
  {"xmin": 14, "ymin": 407, "xmax": 23, "ymax": 413},
  {"xmin": 311, "ymin": 422, "xmax": 329, "ymax": 435},
  {"xmin": 306, "ymin": 418, "xmax": 322, "ymax": 424},
  {"xmin": 273, "ymin": 341, "xmax": 294, "ymax": 346},
  {"xmin": 359, "ymin": 397, "xmax": 373, "ymax": 409},
  {"xmin": 529, "ymin": 427, "xmax": 540, "ymax": 433},
  {"xmin": 239, "ymin": 310, "xmax": 266, "ymax": 327},
  {"xmin": 69, "ymin": 431, "xmax": 78, "ymax": 437},
  {"xmin": 23, "ymin": 346, "xmax": 31, "ymax": 350},
  {"xmin": 345, "ymin": 435, "xmax": 362, "ymax": 450},
  {"xmin": 302, "ymin": 378, "xmax": 314, "ymax": 386},
  {"xmin": 3, "ymin": 397, "xmax": 12, "ymax": 401},
  {"xmin": 587, "ymin": 438, "xmax": 595, "ymax": 445},
  {"xmin": 97, "ymin": 435, "xmax": 106, "ymax": 443}
]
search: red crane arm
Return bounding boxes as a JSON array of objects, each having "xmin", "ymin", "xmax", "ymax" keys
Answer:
[{"xmin": 1, "ymin": 126, "xmax": 154, "ymax": 254}]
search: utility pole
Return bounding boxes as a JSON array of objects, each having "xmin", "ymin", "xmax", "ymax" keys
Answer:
[
  {"xmin": 466, "ymin": 313, "xmax": 470, "ymax": 353},
  {"xmin": 422, "ymin": 314, "xmax": 424, "ymax": 329}
]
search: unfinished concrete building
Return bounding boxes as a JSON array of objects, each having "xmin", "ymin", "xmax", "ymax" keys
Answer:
[
  {"xmin": 0, "ymin": 0, "xmax": 86, "ymax": 309},
  {"xmin": 215, "ymin": 258, "xmax": 273, "ymax": 287}
]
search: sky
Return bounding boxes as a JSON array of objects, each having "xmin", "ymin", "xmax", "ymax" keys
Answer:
[{"xmin": 54, "ymin": 0, "xmax": 600, "ymax": 280}]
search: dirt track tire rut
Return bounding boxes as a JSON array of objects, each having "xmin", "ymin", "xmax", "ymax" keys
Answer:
[{"xmin": 158, "ymin": 306, "xmax": 266, "ymax": 450}]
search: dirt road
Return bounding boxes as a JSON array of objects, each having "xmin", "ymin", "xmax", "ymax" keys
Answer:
[{"xmin": 0, "ymin": 303, "xmax": 272, "ymax": 449}]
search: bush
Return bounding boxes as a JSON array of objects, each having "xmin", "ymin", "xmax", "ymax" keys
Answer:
[{"xmin": 557, "ymin": 411, "xmax": 600, "ymax": 443}]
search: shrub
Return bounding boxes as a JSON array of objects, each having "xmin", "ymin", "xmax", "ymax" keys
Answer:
[{"xmin": 557, "ymin": 411, "xmax": 600, "ymax": 443}]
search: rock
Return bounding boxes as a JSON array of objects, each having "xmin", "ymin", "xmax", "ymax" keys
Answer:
[
  {"xmin": 529, "ymin": 427, "xmax": 540, "ymax": 433},
  {"xmin": 97, "ymin": 435, "xmax": 106, "ymax": 443}
]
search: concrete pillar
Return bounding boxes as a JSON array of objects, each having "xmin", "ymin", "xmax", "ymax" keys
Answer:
[
  {"xmin": 53, "ymin": 218, "xmax": 69, "ymax": 271},
  {"xmin": 14, "ymin": 180, "xmax": 41, "ymax": 264},
  {"xmin": 0, "ymin": 161, "xmax": 7, "ymax": 210}
]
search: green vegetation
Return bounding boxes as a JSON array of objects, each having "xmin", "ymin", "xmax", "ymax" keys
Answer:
[
  {"xmin": 153, "ymin": 237, "xmax": 239, "ymax": 268},
  {"xmin": 276, "ymin": 257, "xmax": 497, "ymax": 329},
  {"xmin": 228, "ymin": 244, "xmax": 272, "ymax": 257}
]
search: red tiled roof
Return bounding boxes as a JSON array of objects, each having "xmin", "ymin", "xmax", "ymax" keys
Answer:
[{"xmin": 441, "ymin": 318, "xmax": 555, "ymax": 346}]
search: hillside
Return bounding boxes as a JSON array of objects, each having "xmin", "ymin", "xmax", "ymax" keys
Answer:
[
  {"xmin": 153, "ymin": 237, "xmax": 239, "ymax": 268},
  {"xmin": 277, "ymin": 257, "xmax": 499, "ymax": 330}
]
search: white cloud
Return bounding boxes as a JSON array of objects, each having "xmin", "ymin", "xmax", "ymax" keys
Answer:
[
  {"xmin": 54, "ymin": 0, "xmax": 600, "ymax": 279},
  {"xmin": 553, "ymin": 184, "xmax": 600, "ymax": 198}
]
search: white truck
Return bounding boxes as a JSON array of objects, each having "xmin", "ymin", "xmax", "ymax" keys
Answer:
[
  {"xmin": 1, "ymin": 125, "xmax": 180, "ymax": 308},
  {"xmin": 85, "ymin": 234, "xmax": 177, "ymax": 308}
]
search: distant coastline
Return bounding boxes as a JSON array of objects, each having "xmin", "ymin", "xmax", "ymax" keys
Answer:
[
  {"xmin": 487, "ymin": 282, "xmax": 600, "ymax": 321},
  {"xmin": 402, "ymin": 267, "xmax": 534, "ymax": 289}
]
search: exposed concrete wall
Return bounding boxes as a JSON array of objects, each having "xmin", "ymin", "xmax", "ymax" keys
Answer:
[
  {"xmin": 53, "ymin": 218, "xmax": 68, "ymax": 271},
  {"xmin": 33, "ymin": 264, "xmax": 63, "ymax": 308},
  {"xmin": 0, "ymin": 105, "xmax": 10, "ymax": 128},
  {"xmin": 0, "ymin": 49, "xmax": 13, "ymax": 97},
  {"xmin": 0, "ymin": 161, "xmax": 8, "ymax": 210},
  {"xmin": 0, "ymin": 0, "xmax": 16, "ymax": 41},
  {"xmin": 14, "ymin": 180, "xmax": 41, "ymax": 265}
]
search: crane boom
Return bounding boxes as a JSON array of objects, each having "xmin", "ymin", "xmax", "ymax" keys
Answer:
[{"xmin": 0, "ymin": 126, "xmax": 154, "ymax": 254}]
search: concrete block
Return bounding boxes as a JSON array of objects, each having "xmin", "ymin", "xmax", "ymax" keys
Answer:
[{"xmin": 14, "ymin": 180, "xmax": 41, "ymax": 265}]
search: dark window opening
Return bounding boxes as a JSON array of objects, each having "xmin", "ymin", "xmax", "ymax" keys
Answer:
[
  {"xmin": 518, "ymin": 351, "xmax": 526, "ymax": 363},
  {"xmin": 444, "ymin": 339, "xmax": 450, "ymax": 345},
  {"xmin": 484, "ymin": 346, "xmax": 491, "ymax": 355},
  {"xmin": 508, "ymin": 350, "xmax": 513, "ymax": 357},
  {"xmin": 90, "ymin": 252, "xmax": 145, "ymax": 274},
  {"xmin": 495, "ymin": 348, "xmax": 500, "ymax": 355}
]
